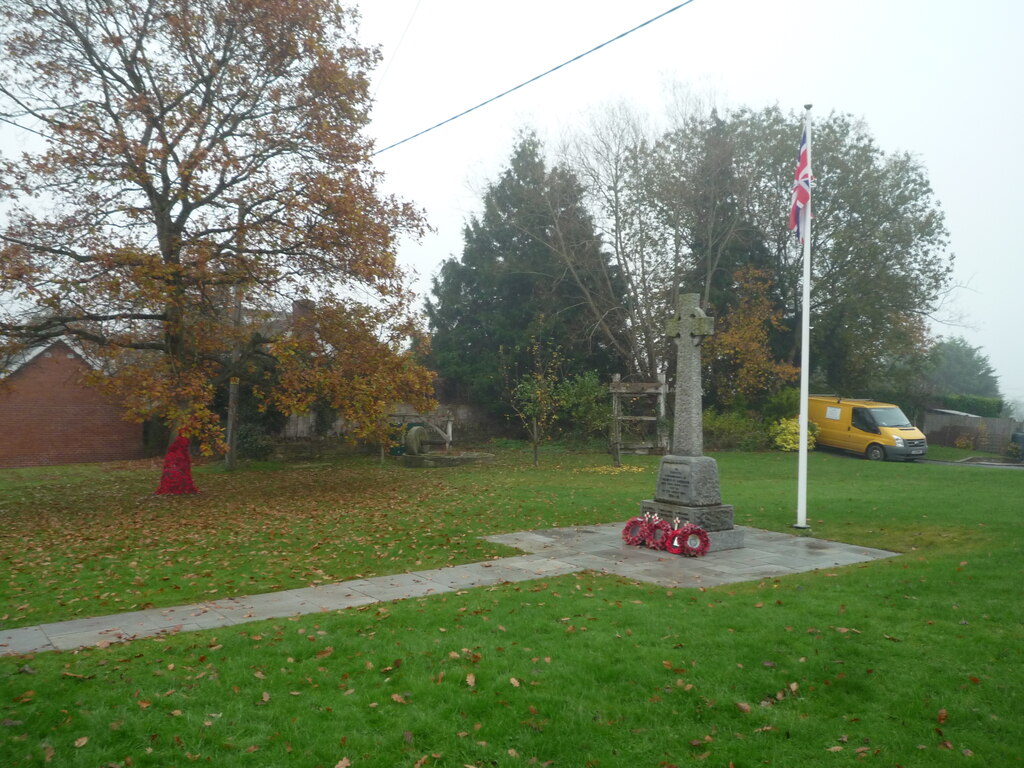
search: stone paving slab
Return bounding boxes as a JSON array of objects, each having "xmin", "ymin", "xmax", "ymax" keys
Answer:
[
  {"xmin": 0, "ymin": 524, "xmax": 898, "ymax": 656},
  {"xmin": 300, "ymin": 584, "xmax": 380, "ymax": 612},
  {"xmin": 343, "ymin": 574, "xmax": 449, "ymax": 602},
  {"xmin": 144, "ymin": 605, "xmax": 239, "ymax": 629},
  {"xmin": 0, "ymin": 626, "xmax": 54, "ymax": 655}
]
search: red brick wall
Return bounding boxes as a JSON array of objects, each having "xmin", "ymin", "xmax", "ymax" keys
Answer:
[{"xmin": 0, "ymin": 341, "xmax": 145, "ymax": 468}]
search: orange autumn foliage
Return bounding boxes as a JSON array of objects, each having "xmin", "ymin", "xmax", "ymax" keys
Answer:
[
  {"xmin": 705, "ymin": 268, "xmax": 798, "ymax": 407},
  {"xmin": 0, "ymin": 0, "xmax": 434, "ymax": 450}
]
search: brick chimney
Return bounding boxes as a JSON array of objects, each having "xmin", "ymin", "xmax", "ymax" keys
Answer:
[{"xmin": 291, "ymin": 299, "xmax": 316, "ymax": 340}]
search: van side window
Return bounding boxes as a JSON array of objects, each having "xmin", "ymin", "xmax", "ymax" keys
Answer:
[{"xmin": 851, "ymin": 408, "xmax": 875, "ymax": 432}]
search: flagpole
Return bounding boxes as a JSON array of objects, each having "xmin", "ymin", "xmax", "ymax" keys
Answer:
[{"xmin": 795, "ymin": 104, "xmax": 813, "ymax": 529}]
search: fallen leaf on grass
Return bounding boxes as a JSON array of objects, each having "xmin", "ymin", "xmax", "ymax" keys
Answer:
[
  {"xmin": 510, "ymin": 677, "xmax": 520, "ymax": 688},
  {"xmin": 334, "ymin": 759, "xmax": 352, "ymax": 768},
  {"xmin": 736, "ymin": 702, "xmax": 751, "ymax": 713},
  {"xmin": 466, "ymin": 673, "xmax": 476, "ymax": 687},
  {"xmin": 391, "ymin": 693, "xmax": 407, "ymax": 704},
  {"xmin": 74, "ymin": 736, "xmax": 88, "ymax": 748}
]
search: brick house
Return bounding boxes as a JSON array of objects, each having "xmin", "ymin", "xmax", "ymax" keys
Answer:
[{"xmin": 0, "ymin": 340, "xmax": 145, "ymax": 468}]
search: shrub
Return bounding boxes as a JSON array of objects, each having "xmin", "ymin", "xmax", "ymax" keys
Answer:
[
  {"xmin": 762, "ymin": 387, "xmax": 801, "ymax": 422},
  {"xmin": 236, "ymin": 424, "xmax": 276, "ymax": 460},
  {"xmin": 768, "ymin": 417, "xmax": 816, "ymax": 452},
  {"xmin": 940, "ymin": 394, "xmax": 1004, "ymax": 418},
  {"xmin": 556, "ymin": 371, "xmax": 612, "ymax": 440},
  {"xmin": 954, "ymin": 430, "xmax": 976, "ymax": 450},
  {"xmin": 702, "ymin": 410, "xmax": 769, "ymax": 451}
]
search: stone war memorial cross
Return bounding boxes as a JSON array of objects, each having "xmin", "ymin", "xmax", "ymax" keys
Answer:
[{"xmin": 641, "ymin": 293, "xmax": 744, "ymax": 551}]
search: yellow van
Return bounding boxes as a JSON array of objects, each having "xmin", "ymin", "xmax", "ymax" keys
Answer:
[{"xmin": 808, "ymin": 395, "xmax": 927, "ymax": 461}]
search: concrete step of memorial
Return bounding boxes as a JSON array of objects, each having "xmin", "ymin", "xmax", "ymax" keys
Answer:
[{"xmin": 641, "ymin": 499, "xmax": 735, "ymax": 532}]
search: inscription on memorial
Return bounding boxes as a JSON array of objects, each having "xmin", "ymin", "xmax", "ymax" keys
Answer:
[{"xmin": 656, "ymin": 461, "xmax": 691, "ymax": 504}]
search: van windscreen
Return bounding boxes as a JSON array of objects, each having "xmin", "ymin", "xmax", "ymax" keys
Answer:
[{"xmin": 869, "ymin": 407, "xmax": 912, "ymax": 428}]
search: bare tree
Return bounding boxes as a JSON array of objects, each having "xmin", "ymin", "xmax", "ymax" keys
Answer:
[{"xmin": 559, "ymin": 102, "xmax": 670, "ymax": 379}]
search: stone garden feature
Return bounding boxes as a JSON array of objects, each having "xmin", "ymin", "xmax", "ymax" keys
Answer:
[
  {"xmin": 400, "ymin": 425, "xmax": 495, "ymax": 468},
  {"xmin": 639, "ymin": 294, "xmax": 744, "ymax": 551}
]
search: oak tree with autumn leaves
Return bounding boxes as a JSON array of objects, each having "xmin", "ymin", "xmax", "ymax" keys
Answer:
[
  {"xmin": 0, "ymin": 0, "xmax": 435, "ymax": 459},
  {"xmin": 704, "ymin": 267, "xmax": 798, "ymax": 408}
]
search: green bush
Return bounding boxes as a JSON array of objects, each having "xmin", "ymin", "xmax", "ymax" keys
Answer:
[
  {"xmin": 762, "ymin": 387, "xmax": 801, "ymax": 421},
  {"xmin": 939, "ymin": 394, "xmax": 1004, "ymax": 418},
  {"xmin": 556, "ymin": 371, "xmax": 612, "ymax": 439},
  {"xmin": 702, "ymin": 410, "xmax": 769, "ymax": 451},
  {"xmin": 236, "ymin": 424, "xmax": 276, "ymax": 460}
]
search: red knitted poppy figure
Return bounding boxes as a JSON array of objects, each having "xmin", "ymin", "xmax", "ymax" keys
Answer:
[{"xmin": 155, "ymin": 436, "xmax": 199, "ymax": 495}]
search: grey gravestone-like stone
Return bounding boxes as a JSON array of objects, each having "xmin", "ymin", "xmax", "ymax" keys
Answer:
[{"xmin": 640, "ymin": 294, "xmax": 744, "ymax": 551}]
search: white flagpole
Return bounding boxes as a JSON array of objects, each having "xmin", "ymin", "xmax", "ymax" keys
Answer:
[{"xmin": 795, "ymin": 104, "xmax": 813, "ymax": 529}]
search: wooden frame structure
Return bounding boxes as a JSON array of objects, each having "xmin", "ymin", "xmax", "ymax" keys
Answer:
[{"xmin": 609, "ymin": 373, "xmax": 670, "ymax": 465}]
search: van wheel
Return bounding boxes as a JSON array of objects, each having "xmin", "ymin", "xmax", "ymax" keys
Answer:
[{"xmin": 865, "ymin": 444, "xmax": 886, "ymax": 461}]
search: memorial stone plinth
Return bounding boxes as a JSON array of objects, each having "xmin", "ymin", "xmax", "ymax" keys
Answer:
[{"xmin": 639, "ymin": 294, "xmax": 744, "ymax": 552}]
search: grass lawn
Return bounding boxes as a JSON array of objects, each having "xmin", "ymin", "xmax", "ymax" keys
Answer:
[{"xmin": 1, "ymin": 445, "xmax": 1022, "ymax": 766}]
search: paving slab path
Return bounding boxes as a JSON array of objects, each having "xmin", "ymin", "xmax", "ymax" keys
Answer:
[{"xmin": 0, "ymin": 524, "xmax": 897, "ymax": 656}]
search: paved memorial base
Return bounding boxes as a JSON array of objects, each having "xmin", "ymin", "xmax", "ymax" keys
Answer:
[
  {"xmin": 640, "ymin": 499, "xmax": 738, "ymax": 535},
  {"xmin": 1, "ymin": 524, "xmax": 898, "ymax": 656}
]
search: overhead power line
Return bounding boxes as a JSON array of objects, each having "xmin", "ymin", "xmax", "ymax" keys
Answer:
[
  {"xmin": 372, "ymin": 1, "xmax": 698, "ymax": 156},
  {"xmin": 371, "ymin": 0, "xmax": 424, "ymax": 99}
]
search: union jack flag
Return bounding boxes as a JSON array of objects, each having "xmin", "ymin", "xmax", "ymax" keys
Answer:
[{"xmin": 789, "ymin": 123, "xmax": 812, "ymax": 240}]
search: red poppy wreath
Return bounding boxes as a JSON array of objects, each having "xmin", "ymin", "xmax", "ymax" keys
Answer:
[
  {"xmin": 621, "ymin": 516, "xmax": 648, "ymax": 546},
  {"xmin": 645, "ymin": 517, "xmax": 672, "ymax": 550},
  {"xmin": 666, "ymin": 523, "xmax": 710, "ymax": 557}
]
